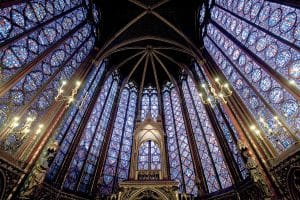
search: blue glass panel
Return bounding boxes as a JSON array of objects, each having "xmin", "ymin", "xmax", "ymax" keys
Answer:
[
  {"xmin": 0, "ymin": 7, "xmax": 87, "ymax": 82},
  {"xmin": 63, "ymin": 75, "xmax": 118, "ymax": 191},
  {"xmin": 163, "ymin": 84, "xmax": 198, "ymax": 196},
  {"xmin": 0, "ymin": 1, "xmax": 82, "ymax": 43},
  {"xmin": 47, "ymin": 61, "xmax": 105, "ymax": 181},
  {"xmin": 0, "ymin": 24, "xmax": 93, "ymax": 129}
]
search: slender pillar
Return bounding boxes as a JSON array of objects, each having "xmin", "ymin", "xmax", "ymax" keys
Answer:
[
  {"xmin": 150, "ymin": 53, "xmax": 170, "ymax": 178},
  {"xmin": 177, "ymin": 78, "xmax": 209, "ymax": 197},
  {"xmin": 90, "ymin": 81, "xmax": 124, "ymax": 196},
  {"xmin": 24, "ymin": 49, "xmax": 97, "ymax": 169},
  {"xmin": 54, "ymin": 68, "xmax": 109, "ymax": 185},
  {"xmin": 198, "ymin": 48, "xmax": 280, "ymax": 196},
  {"xmin": 136, "ymin": 54, "xmax": 149, "ymax": 121}
]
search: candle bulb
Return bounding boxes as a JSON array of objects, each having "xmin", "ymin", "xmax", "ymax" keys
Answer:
[
  {"xmin": 201, "ymin": 83, "xmax": 209, "ymax": 93},
  {"xmin": 35, "ymin": 124, "xmax": 44, "ymax": 135},
  {"xmin": 207, "ymin": 97, "xmax": 213, "ymax": 107},
  {"xmin": 56, "ymin": 80, "xmax": 67, "ymax": 100},
  {"xmin": 11, "ymin": 116, "xmax": 20, "ymax": 128},
  {"xmin": 76, "ymin": 81, "xmax": 81, "ymax": 88},
  {"xmin": 215, "ymin": 77, "xmax": 222, "ymax": 88},
  {"xmin": 218, "ymin": 93, "xmax": 226, "ymax": 103},
  {"xmin": 68, "ymin": 97, "xmax": 74, "ymax": 105},
  {"xmin": 223, "ymin": 83, "xmax": 231, "ymax": 94}
]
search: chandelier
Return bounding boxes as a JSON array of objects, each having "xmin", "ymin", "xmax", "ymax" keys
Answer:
[
  {"xmin": 55, "ymin": 80, "xmax": 84, "ymax": 108},
  {"xmin": 1, "ymin": 116, "xmax": 44, "ymax": 152},
  {"xmin": 199, "ymin": 77, "xmax": 232, "ymax": 106}
]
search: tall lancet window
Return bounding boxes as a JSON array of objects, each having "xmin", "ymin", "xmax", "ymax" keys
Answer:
[
  {"xmin": 62, "ymin": 74, "xmax": 119, "ymax": 192},
  {"xmin": 203, "ymin": 0, "xmax": 299, "ymax": 152},
  {"xmin": 162, "ymin": 83, "xmax": 197, "ymax": 196},
  {"xmin": 182, "ymin": 76, "xmax": 233, "ymax": 193},
  {"xmin": 100, "ymin": 82, "xmax": 137, "ymax": 195},
  {"xmin": 46, "ymin": 61, "xmax": 106, "ymax": 182},
  {"xmin": 194, "ymin": 63, "xmax": 248, "ymax": 180},
  {"xmin": 0, "ymin": 0, "xmax": 98, "ymax": 158},
  {"xmin": 138, "ymin": 140, "xmax": 161, "ymax": 170},
  {"xmin": 141, "ymin": 86, "xmax": 158, "ymax": 121}
]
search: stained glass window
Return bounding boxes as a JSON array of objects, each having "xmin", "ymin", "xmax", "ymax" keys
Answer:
[
  {"xmin": 137, "ymin": 140, "xmax": 161, "ymax": 170},
  {"xmin": 0, "ymin": 7, "xmax": 87, "ymax": 82},
  {"xmin": 0, "ymin": 24, "xmax": 93, "ymax": 127},
  {"xmin": 215, "ymin": 0, "xmax": 300, "ymax": 48},
  {"xmin": 199, "ymin": 4, "xmax": 206, "ymax": 25},
  {"xmin": 202, "ymin": 0, "xmax": 299, "ymax": 152},
  {"xmin": 204, "ymin": 28, "xmax": 297, "ymax": 149},
  {"xmin": 141, "ymin": 92, "xmax": 149, "ymax": 121},
  {"xmin": 63, "ymin": 74, "xmax": 119, "ymax": 192},
  {"xmin": 141, "ymin": 86, "xmax": 158, "ymax": 121},
  {"xmin": 100, "ymin": 82, "xmax": 137, "ymax": 195},
  {"xmin": 0, "ymin": 1, "xmax": 83, "ymax": 43},
  {"xmin": 194, "ymin": 63, "xmax": 248, "ymax": 180},
  {"xmin": 92, "ymin": 4, "xmax": 100, "ymax": 24},
  {"xmin": 182, "ymin": 77, "xmax": 233, "ymax": 192},
  {"xmin": 162, "ymin": 83, "xmax": 197, "ymax": 196},
  {"xmin": 0, "ymin": 0, "xmax": 99, "ymax": 155},
  {"xmin": 46, "ymin": 61, "xmax": 105, "ymax": 182}
]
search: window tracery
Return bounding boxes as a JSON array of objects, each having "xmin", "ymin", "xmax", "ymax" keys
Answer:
[
  {"xmin": 0, "ymin": 0, "xmax": 98, "ymax": 155},
  {"xmin": 182, "ymin": 77, "xmax": 233, "ymax": 192},
  {"xmin": 100, "ymin": 82, "xmax": 137, "ymax": 194},
  {"xmin": 162, "ymin": 83, "xmax": 198, "ymax": 196},
  {"xmin": 62, "ymin": 74, "xmax": 119, "ymax": 192},
  {"xmin": 47, "ymin": 61, "xmax": 105, "ymax": 182},
  {"xmin": 141, "ymin": 86, "xmax": 159, "ymax": 121},
  {"xmin": 203, "ymin": 0, "xmax": 299, "ymax": 152},
  {"xmin": 138, "ymin": 140, "xmax": 161, "ymax": 170}
]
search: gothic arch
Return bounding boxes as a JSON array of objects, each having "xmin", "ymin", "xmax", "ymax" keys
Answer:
[
  {"xmin": 128, "ymin": 187, "xmax": 169, "ymax": 200},
  {"xmin": 287, "ymin": 166, "xmax": 300, "ymax": 200},
  {"xmin": 129, "ymin": 116, "xmax": 168, "ymax": 180}
]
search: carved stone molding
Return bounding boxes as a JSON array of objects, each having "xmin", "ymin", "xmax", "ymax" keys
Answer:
[
  {"xmin": 117, "ymin": 180, "xmax": 179, "ymax": 200},
  {"xmin": 20, "ymin": 182, "xmax": 88, "ymax": 200},
  {"xmin": 205, "ymin": 179, "xmax": 264, "ymax": 200},
  {"xmin": 0, "ymin": 151, "xmax": 25, "ymax": 200},
  {"xmin": 270, "ymin": 143, "xmax": 300, "ymax": 200}
]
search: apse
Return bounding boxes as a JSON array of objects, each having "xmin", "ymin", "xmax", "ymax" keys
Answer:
[{"xmin": 0, "ymin": 0, "xmax": 299, "ymax": 200}]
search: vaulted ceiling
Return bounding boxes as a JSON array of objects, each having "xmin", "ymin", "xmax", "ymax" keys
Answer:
[{"xmin": 93, "ymin": 0, "xmax": 204, "ymax": 88}]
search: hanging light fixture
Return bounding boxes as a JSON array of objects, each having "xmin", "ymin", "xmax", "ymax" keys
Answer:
[
  {"xmin": 199, "ymin": 77, "xmax": 232, "ymax": 106},
  {"xmin": 257, "ymin": 115, "xmax": 289, "ymax": 137},
  {"xmin": 1, "ymin": 116, "xmax": 44, "ymax": 151},
  {"xmin": 55, "ymin": 80, "xmax": 82, "ymax": 108}
]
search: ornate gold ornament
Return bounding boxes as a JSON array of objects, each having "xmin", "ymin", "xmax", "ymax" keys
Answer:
[{"xmin": 199, "ymin": 77, "xmax": 232, "ymax": 106}]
